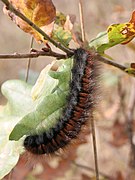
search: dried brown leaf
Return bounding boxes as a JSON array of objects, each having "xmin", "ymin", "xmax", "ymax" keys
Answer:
[
  {"xmin": 130, "ymin": 11, "xmax": 135, "ymax": 24},
  {"xmin": 3, "ymin": 0, "xmax": 56, "ymax": 43}
]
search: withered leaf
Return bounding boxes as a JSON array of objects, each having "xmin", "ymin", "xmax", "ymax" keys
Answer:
[
  {"xmin": 129, "ymin": 11, "xmax": 135, "ymax": 24},
  {"xmin": 3, "ymin": 0, "xmax": 56, "ymax": 43}
]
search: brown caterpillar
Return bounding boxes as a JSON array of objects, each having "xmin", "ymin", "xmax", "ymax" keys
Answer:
[{"xmin": 24, "ymin": 48, "xmax": 98, "ymax": 155}]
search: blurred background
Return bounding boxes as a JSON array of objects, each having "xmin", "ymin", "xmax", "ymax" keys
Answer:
[{"xmin": 0, "ymin": 0, "xmax": 135, "ymax": 179}]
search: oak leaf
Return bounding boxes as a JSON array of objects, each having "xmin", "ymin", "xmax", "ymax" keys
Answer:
[{"xmin": 3, "ymin": 0, "xmax": 56, "ymax": 43}]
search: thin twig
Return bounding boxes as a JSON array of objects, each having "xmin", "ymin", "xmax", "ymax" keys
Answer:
[
  {"xmin": 0, "ymin": 49, "xmax": 67, "ymax": 60},
  {"xmin": 78, "ymin": 0, "xmax": 86, "ymax": 42},
  {"xmin": 117, "ymin": 78, "xmax": 128, "ymax": 118},
  {"xmin": 0, "ymin": 49, "xmax": 134, "ymax": 76},
  {"xmin": 73, "ymin": 162, "xmax": 113, "ymax": 180},
  {"xmin": 25, "ymin": 37, "xmax": 34, "ymax": 82},
  {"xmin": 95, "ymin": 54, "xmax": 127, "ymax": 72},
  {"xmin": 126, "ymin": 80, "xmax": 135, "ymax": 168},
  {"xmin": 1, "ymin": 0, "xmax": 74, "ymax": 56},
  {"xmin": 90, "ymin": 115, "xmax": 99, "ymax": 180}
]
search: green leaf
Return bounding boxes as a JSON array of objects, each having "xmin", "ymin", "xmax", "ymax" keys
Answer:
[
  {"xmin": 55, "ymin": 12, "xmax": 66, "ymax": 26},
  {"xmin": 52, "ymin": 12, "xmax": 72, "ymax": 47},
  {"xmin": 89, "ymin": 31, "xmax": 108, "ymax": 54},
  {"xmin": 0, "ymin": 80, "xmax": 34, "ymax": 178},
  {"xmin": 31, "ymin": 61, "xmax": 58, "ymax": 100},
  {"xmin": 52, "ymin": 26, "xmax": 72, "ymax": 47},
  {"xmin": 9, "ymin": 91, "xmax": 68, "ymax": 140},
  {"xmin": 0, "ymin": 116, "xmax": 24, "ymax": 179},
  {"xmin": 9, "ymin": 58, "xmax": 73, "ymax": 140},
  {"xmin": 1, "ymin": 80, "xmax": 34, "ymax": 116},
  {"xmin": 89, "ymin": 22, "xmax": 135, "ymax": 54}
]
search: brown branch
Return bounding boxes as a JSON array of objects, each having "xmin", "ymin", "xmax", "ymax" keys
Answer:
[
  {"xmin": 0, "ymin": 49, "xmax": 67, "ymax": 60},
  {"xmin": 0, "ymin": 48, "xmax": 135, "ymax": 77},
  {"xmin": 0, "ymin": 0, "xmax": 74, "ymax": 56},
  {"xmin": 95, "ymin": 54, "xmax": 135, "ymax": 76},
  {"xmin": 95, "ymin": 54, "xmax": 127, "ymax": 71}
]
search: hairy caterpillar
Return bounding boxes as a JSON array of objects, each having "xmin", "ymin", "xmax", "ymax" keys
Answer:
[{"xmin": 24, "ymin": 48, "xmax": 97, "ymax": 155}]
